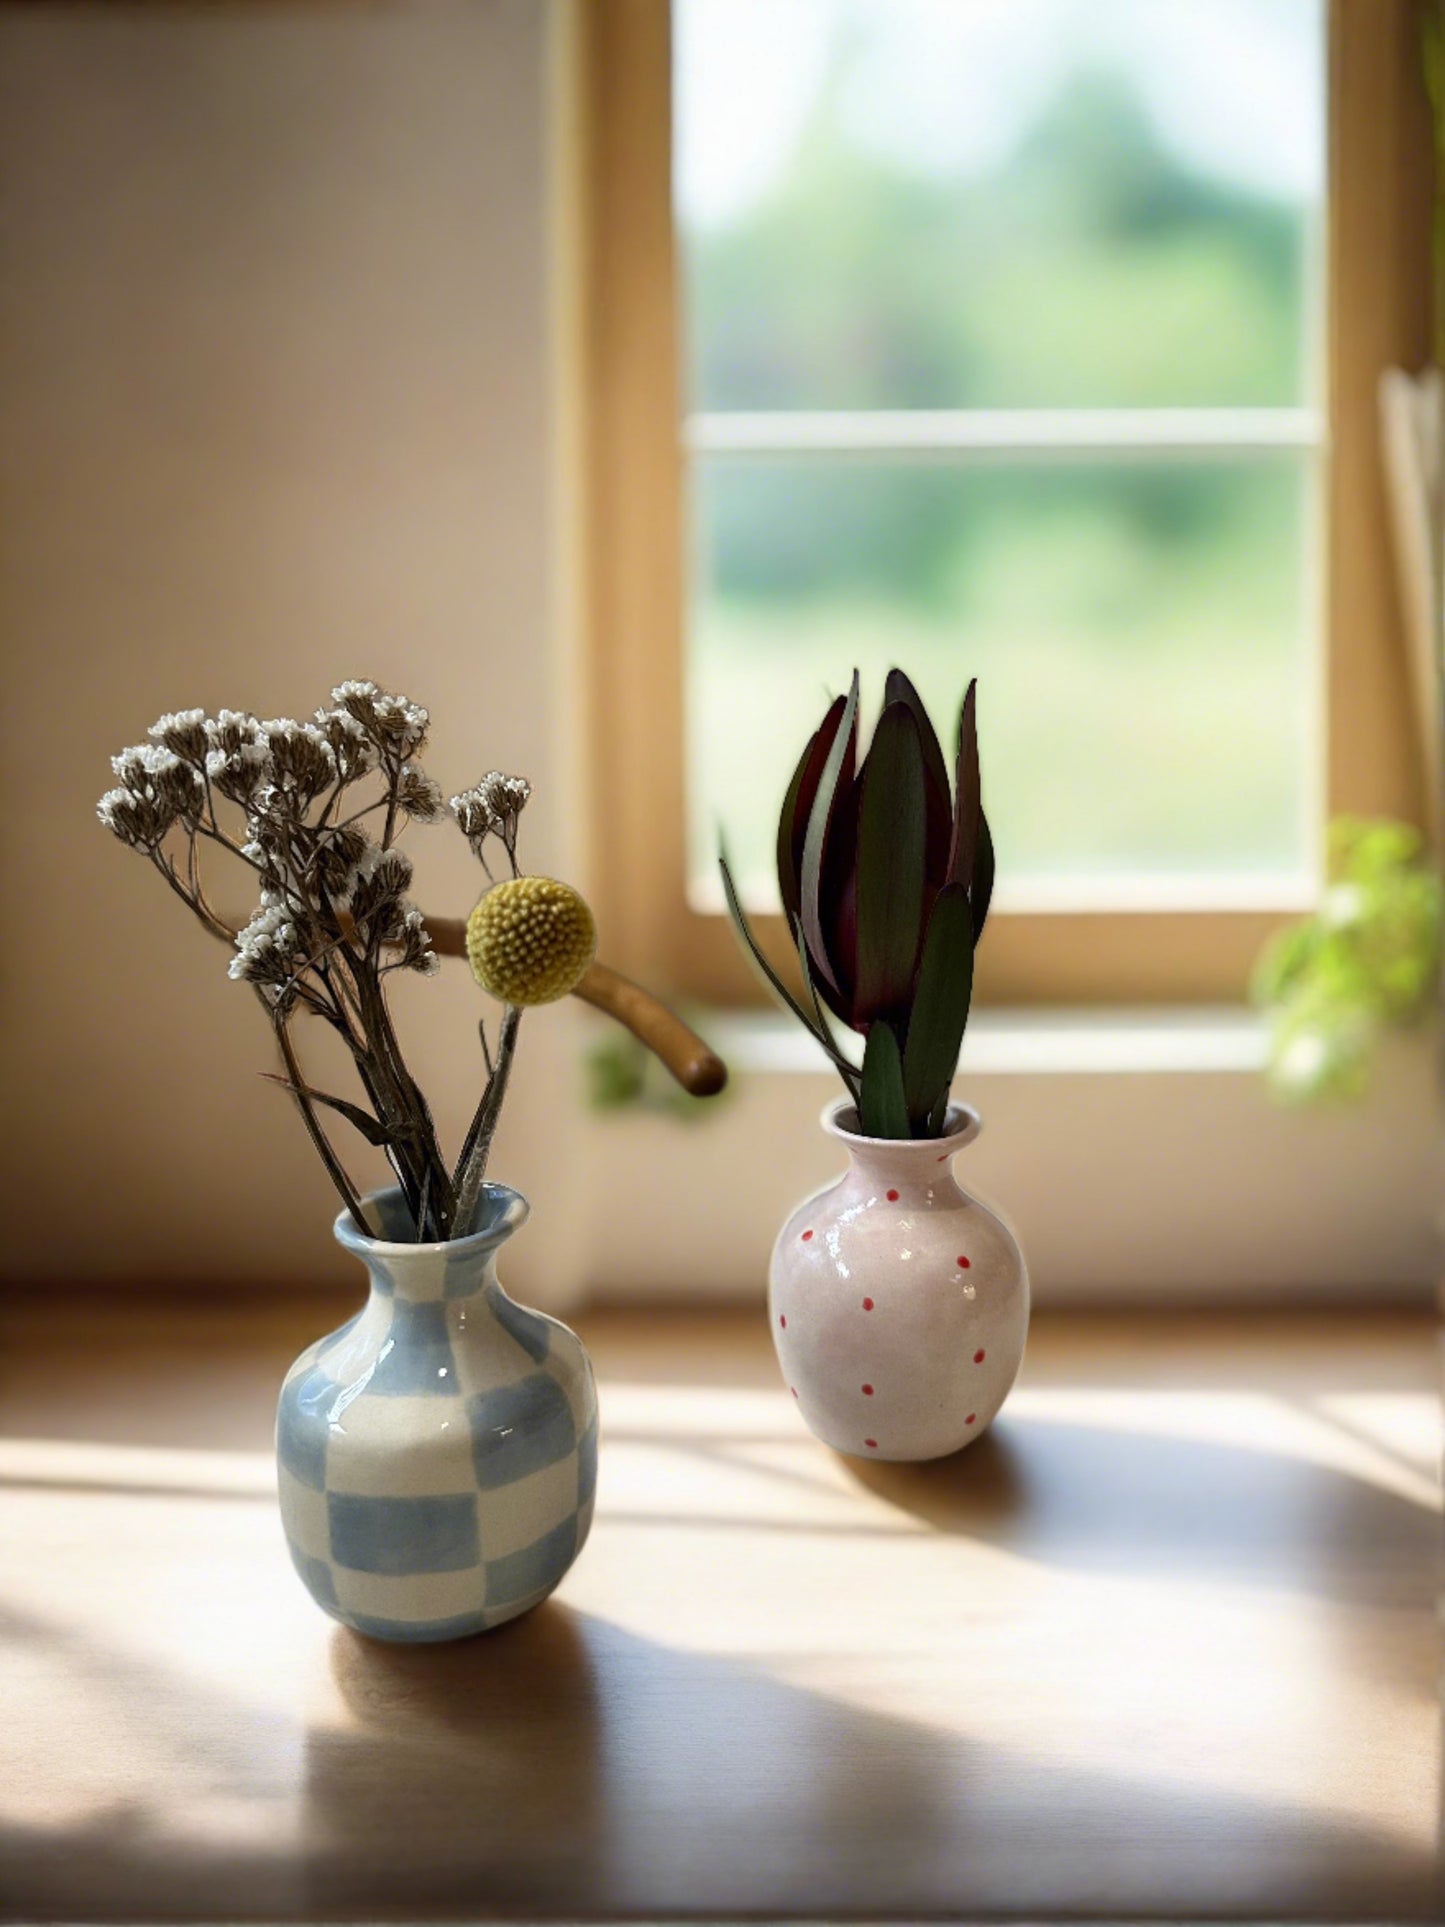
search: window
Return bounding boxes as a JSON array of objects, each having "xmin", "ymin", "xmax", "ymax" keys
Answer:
[{"xmin": 577, "ymin": 0, "xmax": 1430, "ymax": 1006}]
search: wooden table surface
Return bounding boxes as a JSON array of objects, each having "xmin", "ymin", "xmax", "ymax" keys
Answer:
[{"xmin": 0, "ymin": 1295, "xmax": 1439, "ymax": 1923}]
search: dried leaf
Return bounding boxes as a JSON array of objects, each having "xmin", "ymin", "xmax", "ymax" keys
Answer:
[{"xmin": 259, "ymin": 1072, "xmax": 391, "ymax": 1146}]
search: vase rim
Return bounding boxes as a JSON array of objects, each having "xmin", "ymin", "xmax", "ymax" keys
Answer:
[
  {"xmin": 821, "ymin": 1097, "xmax": 982, "ymax": 1152},
  {"xmin": 333, "ymin": 1182, "xmax": 530, "ymax": 1261}
]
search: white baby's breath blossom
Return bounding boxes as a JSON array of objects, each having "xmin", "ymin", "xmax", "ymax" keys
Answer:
[
  {"xmin": 480, "ymin": 771, "xmax": 531, "ymax": 819},
  {"xmin": 339, "ymin": 846, "xmax": 414, "ymax": 937},
  {"xmin": 147, "ymin": 709, "xmax": 208, "ymax": 760},
  {"xmin": 204, "ymin": 711, "xmax": 271, "ymax": 803},
  {"xmin": 371, "ymin": 692, "xmax": 429, "ymax": 757},
  {"xmin": 228, "ymin": 900, "xmax": 309, "ymax": 998},
  {"xmin": 331, "ymin": 678, "xmax": 382, "ymax": 719},
  {"xmin": 391, "ymin": 906, "xmax": 440, "ymax": 975},
  {"xmin": 450, "ymin": 787, "xmax": 498, "ymax": 846},
  {"xmin": 261, "ymin": 718, "xmax": 336, "ymax": 804},
  {"xmin": 330, "ymin": 681, "xmax": 428, "ymax": 758},
  {"xmin": 312, "ymin": 706, "xmax": 377, "ymax": 782},
  {"xmin": 450, "ymin": 770, "xmax": 530, "ymax": 859},
  {"xmin": 397, "ymin": 763, "xmax": 445, "ymax": 822},
  {"xmin": 109, "ymin": 742, "xmax": 204, "ymax": 830},
  {"xmin": 97, "ymin": 785, "xmax": 164, "ymax": 849}
]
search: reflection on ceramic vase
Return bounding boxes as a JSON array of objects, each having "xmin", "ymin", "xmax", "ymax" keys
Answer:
[
  {"xmin": 277, "ymin": 1184, "xmax": 597, "ymax": 1643},
  {"xmin": 771, "ymin": 1101, "xmax": 1028, "ymax": 1462}
]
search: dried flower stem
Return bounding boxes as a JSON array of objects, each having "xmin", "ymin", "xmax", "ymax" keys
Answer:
[
  {"xmin": 452, "ymin": 1005, "xmax": 522, "ymax": 1236},
  {"xmin": 272, "ymin": 1009, "xmax": 370, "ymax": 1237},
  {"xmin": 100, "ymin": 688, "xmax": 544, "ymax": 1245}
]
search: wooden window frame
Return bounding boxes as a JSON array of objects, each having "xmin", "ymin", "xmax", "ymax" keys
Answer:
[{"xmin": 574, "ymin": 0, "xmax": 1432, "ymax": 1007}]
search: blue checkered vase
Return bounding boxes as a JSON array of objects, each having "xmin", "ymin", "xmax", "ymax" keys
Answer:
[{"xmin": 276, "ymin": 1183, "xmax": 598, "ymax": 1642}]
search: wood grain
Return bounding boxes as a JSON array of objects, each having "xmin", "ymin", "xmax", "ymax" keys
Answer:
[{"xmin": 0, "ymin": 1300, "xmax": 1438, "ymax": 1921}]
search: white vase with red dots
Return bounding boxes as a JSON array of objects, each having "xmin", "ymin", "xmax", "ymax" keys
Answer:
[{"xmin": 771, "ymin": 1100, "xmax": 1028, "ymax": 1462}]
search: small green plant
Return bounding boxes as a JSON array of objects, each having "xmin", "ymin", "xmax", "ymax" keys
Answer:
[
  {"xmin": 1252, "ymin": 818, "xmax": 1442, "ymax": 1103},
  {"xmin": 721, "ymin": 668, "xmax": 992, "ymax": 1139}
]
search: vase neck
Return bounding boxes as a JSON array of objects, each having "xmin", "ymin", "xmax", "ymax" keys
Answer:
[
  {"xmin": 335, "ymin": 1182, "xmax": 529, "ymax": 1305},
  {"xmin": 840, "ymin": 1138, "xmax": 966, "ymax": 1197},
  {"xmin": 359, "ymin": 1241, "xmax": 499, "ymax": 1307},
  {"xmin": 824, "ymin": 1101, "xmax": 981, "ymax": 1193}
]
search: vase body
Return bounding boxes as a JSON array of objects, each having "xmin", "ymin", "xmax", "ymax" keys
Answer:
[
  {"xmin": 277, "ymin": 1185, "xmax": 597, "ymax": 1643},
  {"xmin": 770, "ymin": 1102, "xmax": 1028, "ymax": 1462}
]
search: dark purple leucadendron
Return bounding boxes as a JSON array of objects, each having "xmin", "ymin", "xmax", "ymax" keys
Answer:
[{"xmin": 721, "ymin": 669, "xmax": 993, "ymax": 1140}]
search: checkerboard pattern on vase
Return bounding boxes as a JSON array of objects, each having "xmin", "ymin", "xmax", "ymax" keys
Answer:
[{"xmin": 277, "ymin": 1184, "xmax": 597, "ymax": 1642}]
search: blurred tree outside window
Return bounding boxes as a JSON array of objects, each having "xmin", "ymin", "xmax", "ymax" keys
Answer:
[{"xmin": 674, "ymin": 0, "xmax": 1326, "ymax": 912}]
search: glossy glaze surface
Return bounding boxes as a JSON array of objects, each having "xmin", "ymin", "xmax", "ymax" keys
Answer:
[
  {"xmin": 771, "ymin": 1102, "xmax": 1029, "ymax": 1460},
  {"xmin": 276, "ymin": 1185, "xmax": 597, "ymax": 1641}
]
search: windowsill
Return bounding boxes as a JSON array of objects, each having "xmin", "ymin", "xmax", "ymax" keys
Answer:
[{"xmin": 706, "ymin": 1004, "xmax": 1270, "ymax": 1077}]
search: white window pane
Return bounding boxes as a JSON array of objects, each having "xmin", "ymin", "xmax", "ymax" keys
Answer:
[
  {"xmin": 676, "ymin": 0, "xmax": 1325, "ymax": 411},
  {"xmin": 688, "ymin": 456, "xmax": 1315, "ymax": 904}
]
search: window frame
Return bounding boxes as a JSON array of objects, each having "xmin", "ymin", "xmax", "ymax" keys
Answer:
[{"xmin": 574, "ymin": 0, "xmax": 1432, "ymax": 1007}]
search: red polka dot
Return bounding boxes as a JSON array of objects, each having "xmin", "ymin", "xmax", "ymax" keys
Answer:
[
  {"xmin": 886, "ymin": 1188, "xmax": 899, "ymax": 1202},
  {"xmin": 801, "ymin": 1228, "xmax": 814, "ymax": 1241},
  {"xmin": 862, "ymin": 1297, "xmax": 874, "ymax": 1311},
  {"xmin": 864, "ymin": 1438, "xmax": 878, "ymax": 1449},
  {"xmin": 862, "ymin": 1384, "xmax": 874, "ymax": 1396},
  {"xmin": 791, "ymin": 1386, "xmax": 798, "ymax": 1397},
  {"xmin": 966, "ymin": 1413, "xmax": 977, "ymax": 1425},
  {"xmin": 957, "ymin": 1255, "xmax": 971, "ymax": 1269},
  {"xmin": 974, "ymin": 1349, "xmax": 985, "ymax": 1363},
  {"xmin": 779, "ymin": 1314, "xmax": 786, "ymax": 1328},
  {"xmin": 937, "ymin": 1153, "xmax": 950, "ymax": 1162}
]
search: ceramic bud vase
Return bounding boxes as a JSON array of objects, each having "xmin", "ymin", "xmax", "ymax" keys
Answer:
[
  {"xmin": 771, "ymin": 1101, "xmax": 1028, "ymax": 1461},
  {"xmin": 277, "ymin": 1184, "xmax": 598, "ymax": 1642}
]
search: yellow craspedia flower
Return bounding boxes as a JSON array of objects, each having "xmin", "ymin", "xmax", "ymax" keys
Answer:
[{"xmin": 465, "ymin": 875, "xmax": 597, "ymax": 1006}]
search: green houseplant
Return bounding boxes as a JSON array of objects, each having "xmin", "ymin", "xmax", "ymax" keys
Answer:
[
  {"xmin": 724, "ymin": 668, "xmax": 1027, "ymax": 1463},
  {"xmin": 1253, "ymin": 817, "xmax": 1442, "ymax": 1103},
  {"xmin": 720, "ymin": 667, "xmax": 993, "ymax": 1139}
]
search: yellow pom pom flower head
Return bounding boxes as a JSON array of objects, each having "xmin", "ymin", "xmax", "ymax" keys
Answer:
[{"xmin": 466, "ymin": 876, "xmax": 597, "ymax": 1006}]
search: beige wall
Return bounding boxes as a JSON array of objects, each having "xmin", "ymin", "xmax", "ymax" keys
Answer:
[
  {"xmin": 0, "ymin": 0, "xmax": 586, "ymax": 1294},
  {"xmin": 1, "ymin": 0, "xmax": 1437, "ymax": 1305}
]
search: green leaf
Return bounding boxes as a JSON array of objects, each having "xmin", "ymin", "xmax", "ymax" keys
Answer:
[
  {"xmin": 886, "ymin": 667, "xmax": 953, "ymax": 882},
  {"xmin": 776, "ymin": 737, "xmax": 812, "ymax": 929},
  {"xmin": 800, "ymin": 670, "xmax": 859, "ymax": 998},
  {"xmin": 884, "ymin": 666, "xmax": 949, "ymax": 806},
  {"xmin": 948, "ymin": 679, "xmax": 981, "ymax": 891},
  {"xmin": 794, "ymin": 913, "xmax": 861, "ymax": 1091},
  {"xmin": 855, "ymin": 701, "xmax": 927, "ymax": 1019},
  {"xmin": 971, "ymin": 809, "xmax": 996, "ymax": 942},
  {"xmin": 719, "ymin": 846, "xmax": 834, "ymax": 1051},
  {"xmin": 860, "ymin": 1020, "xmax": 910, "ymax": 1138},
  {"xmin": 902, "ymin": 882, "xmax": 975, "ymax": 1131},
  {"xmin": 778, "ymin": 694, "xmax": 846, "ymax": 926}
]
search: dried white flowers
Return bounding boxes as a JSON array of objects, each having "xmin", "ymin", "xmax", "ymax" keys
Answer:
[{"xmin": 99, "ymin": 680, "xmax": 539, "ymax": 1243}]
